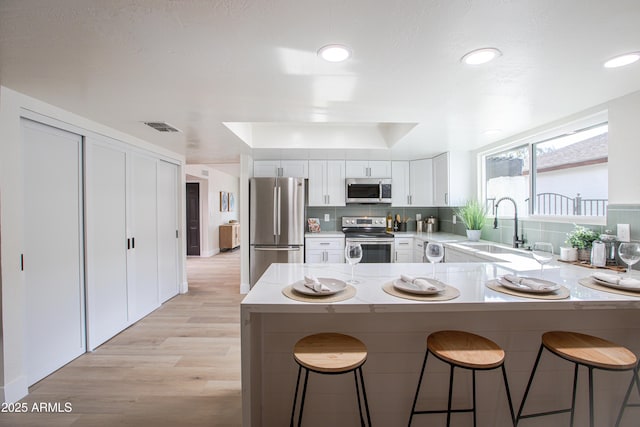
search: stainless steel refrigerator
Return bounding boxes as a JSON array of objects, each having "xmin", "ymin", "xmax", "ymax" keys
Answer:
[{"xmin": 250, "ymin": 177, "xmax": 305, "ymax": 286}]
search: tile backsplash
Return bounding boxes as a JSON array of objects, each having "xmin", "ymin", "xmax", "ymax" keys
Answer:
[{"xmin": 306, "ymin": 206, "xmax": 438, "ymax": 232}]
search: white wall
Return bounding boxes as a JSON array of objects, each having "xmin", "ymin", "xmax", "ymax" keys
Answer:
[
  {"xmin": 608, "ymin": 90, "xmax": 640, "ymax": 204},
  {"xmin": 0, "ymin": 86, "xmax": 184, "ymax": 403},
  {"xmin": 185, "ymin": 165, "xmax": 239, "ymax": 256}
]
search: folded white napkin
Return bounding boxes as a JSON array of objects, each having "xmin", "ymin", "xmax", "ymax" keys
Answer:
[
  {"xmin": 304, "ymin": 275, "xmax": 331, "ymax": 293},
  {"xmin": 400, "ymin": 274, "xmax": 439, "ymax": 291},
  {"xmin": 592, "ymin": 272, "xmax": 640, "ymax": 288},
  {"xmin": 503, "ymin": 274, "xmax": 555, "ymax": 291}
]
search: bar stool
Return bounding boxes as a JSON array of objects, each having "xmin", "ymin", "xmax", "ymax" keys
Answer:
[
  {"xmin": 408, "ymin": 330, "xmax": 515, "ymax": 426},
  {"xmin": 290, "ymin": 332, "xmax": 372, "ymax": 427},
  {"xmin": 516, "ymin": 331, "xmax": 638, "ymax": 427}
]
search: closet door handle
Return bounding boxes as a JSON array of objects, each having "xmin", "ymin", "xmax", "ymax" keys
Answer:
[
  {"xmin": 132, "ymin": 238, "xmax": 135, "ymax": 249},
  {"xmin": 127, "ymin": 238, "xmax": 131, "ymax": 250}
]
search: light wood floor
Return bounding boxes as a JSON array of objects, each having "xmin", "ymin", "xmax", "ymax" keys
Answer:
[{"xmin": 0, "ymin": 251, "xmax": 243, "ymax": 427}]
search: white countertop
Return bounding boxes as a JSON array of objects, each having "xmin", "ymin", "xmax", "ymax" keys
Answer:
[
  {"xmin": 241, "ymin": 259, "xmax": 640, "ymax": 313},
  {"xmin": 304, "ymin": 231, "xmax": 345, "ymax": 238}
]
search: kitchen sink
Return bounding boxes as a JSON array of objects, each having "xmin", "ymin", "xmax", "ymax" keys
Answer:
[{"xmin": 457, "ymin": 243, "xmax": 524, "ymax": 255}]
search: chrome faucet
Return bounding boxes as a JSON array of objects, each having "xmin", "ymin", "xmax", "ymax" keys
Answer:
[{"xmin": 494, "ymin": 197, "xmax": 525, "ymax": 248}]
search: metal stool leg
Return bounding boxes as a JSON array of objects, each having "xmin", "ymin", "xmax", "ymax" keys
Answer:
[
  {"xmin": 354, "ymin": 370, "xmax": 364, "ymax": 427},
  {"xmin": 358, "ymin": 366, "xmax": 372, "ymax": 427},
  {"xmin": 297, "ymin": 368, "xmax": 310, "ymax": 427},
  {"xmin": 290, "ymin": 365, "xmax": 302, "ymax": 427},
  {"xmin": 446, "ymin": 364, "xmax": 455, "ymax": 427},
  {"xmin": 516, "ymin": 344, "xmax": 544, "ymax": 424},
  {"xmin": 588, "ymin": 366, "xmax": 594, "ymax": 427},
  {"xmin": 472, "ymin": 369, "xmax": 477, "ymax": 427},
  {"xmin": 570, "ymin": 363, "xmax": 579, "ymax": 427},
  {"xmin": 408, "ymin": 350, "xmax": 430, "ymax": 426},
  {"xmin": 616, "ymin": 365, "xmax": 640, "ymax": 427},
  {"xmin": 501, "ymin": 364, "xmax": 516, "ymax": 426}
]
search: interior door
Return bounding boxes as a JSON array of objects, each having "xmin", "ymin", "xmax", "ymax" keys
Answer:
[
  {"xmin": 129, "ymin": 153, "xmax": 159, "ymax": 323},
  {"xmin": 157, "ymin": 161, "xmax": 179, "ymax": 303},
  {"xmin": 186, "ymin": 182, "xmax": 200, "ymax": 255},
  {"xmin": 22, "ymin": 118, "xmax": 85, "ymax": 385},
  {"xmin": 84, "ymin": 137, "xmax": 129, "ymax": 350}
]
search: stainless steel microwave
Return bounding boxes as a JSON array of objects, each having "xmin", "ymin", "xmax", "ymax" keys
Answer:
[{"xmin": 345, "ymin": 178, "xmax": 392, "ymax": 204}]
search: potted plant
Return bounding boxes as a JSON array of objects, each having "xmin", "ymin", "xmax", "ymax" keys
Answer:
[
  {"xmin": 455, "ymin": 200, "xmax": 487, "ymax": 242},
  {"xmin": 565, "ymin": 225, "xmax": 599, "ymax": 261}
]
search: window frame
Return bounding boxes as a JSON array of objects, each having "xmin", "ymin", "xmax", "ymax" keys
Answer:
[{"xmin": 479, "ymin": 111, "xmax": 608, "ymax": 226}]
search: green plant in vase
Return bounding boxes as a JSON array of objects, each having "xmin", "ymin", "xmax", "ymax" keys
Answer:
[
  {"xmin": 455, "ymin": 200, "xmax": 487, "ymax": 241},
  {"xmin": 565, "ymin": 225, "xmax": 599, "ymax": 261}
]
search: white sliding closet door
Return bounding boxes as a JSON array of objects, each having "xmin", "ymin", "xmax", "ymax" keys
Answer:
[
  {"xmin": 85, "ymin": 139, "xmax": 128, "ymax": 350},
  {"xmin": 129, "ymin": 152, "xmax": 159, "ymax": 322},
  {"xmin": 157, "ymin": 160, "xmax": 179, "ymax": 303},
  {"xmin": 22, "ymin": 118, "xmax": 85, "ymax": 385}
]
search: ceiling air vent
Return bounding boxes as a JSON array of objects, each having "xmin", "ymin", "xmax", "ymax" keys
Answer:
[{"xmin": 144, "ymin": 122, "xmax": 181, "ymax": 133}]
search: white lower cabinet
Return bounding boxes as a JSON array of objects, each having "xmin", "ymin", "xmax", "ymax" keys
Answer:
[
  {"xmin": 394, "ymin": 237, "xmax": 413, "ymax": 262},
  {"xmin": 414, "ymin": 239, "xmax": 426, "ymax": 263},
  {"xmin": 305, "ymin": 236, "xmax": 345, "ymax": 263}
]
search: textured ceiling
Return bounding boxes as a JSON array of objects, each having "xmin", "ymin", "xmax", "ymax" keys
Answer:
[{"xmin": 1, "ymin": 0, "xmax": 639, "ymax": 163}]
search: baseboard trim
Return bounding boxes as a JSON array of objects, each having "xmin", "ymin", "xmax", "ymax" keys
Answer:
[{"xmin": 1, "ymin": 375, "xmax": 28, "ymax": 403}]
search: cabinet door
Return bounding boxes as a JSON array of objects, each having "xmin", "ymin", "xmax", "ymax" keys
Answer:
[
  {"xmin": 326, "ymin": 251, "xmax": 345, "ymax": 263},
  {"xmin": 281, "ymin": 160, "xmax": 308, "ymax": 178},
  {"xmin": 325, "ymin": 161, "xmax": 345, "ymax": 206},
  {"xmin": 157, "ymin": 160, "xmax": 179, "ymax": 303},
  {"xmin": 410, "ymin": 159, "xmax": 433, "ymax": 206},
  {"xmin": 345, "ymin": 160, "xmax": 369, "ymax": 178},
  {"xmin": 85, "ymin": 138, "xmax": 129, "ymax": 350},
  {"xmin": 129, "ymin": 153, "xmax": 159, "ymax": 323},
  {"xmin": 305, "ymin": 250, "xmax": 325, "ymax": 263},
  {"xmin": 369, "ymin": 161, "xmax": 392, "ymax": 178},
  {"xmin": 23, "ymin": 119, "xmax": 86, "ymax": 385},
  {"xmin": 392, "ymin": 161, "xmax": 410, "ymax": 206},
  {"xmin": 254, "ymin": 160, "xmax": 280, "ymax": 177},
  {"xmin": 433, "ymin": 153, "xmax": 449, "ymax": 206},
  {"xmin": 414, "ymin": 240, "xmax": 426, "ymax": 263},
  {"xmin": 307, "ymin": 161, "xmax": 326, "ymax": 206}
]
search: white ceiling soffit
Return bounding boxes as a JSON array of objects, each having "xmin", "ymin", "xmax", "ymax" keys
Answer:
[{"xmin": 223, "ymin": 122, "xmax": 418, "ymax": 149}]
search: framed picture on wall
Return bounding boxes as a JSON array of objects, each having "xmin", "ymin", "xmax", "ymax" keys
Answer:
[
  {"xmin": 228, "ymin": 192, "xmax": 235, "ymax": 212},
  {"xmin": 220, "ymin": 191, "xmax": 228, "ymax": 211}
]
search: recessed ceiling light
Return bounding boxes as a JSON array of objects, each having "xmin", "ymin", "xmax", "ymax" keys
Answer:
[
  {"xmin": 461, "ymin": 47, "xmax": 502, "ymax": 65},
  {"xmin": 604, "ymin": 52, "xmax": 640, "ymax": 68},
  {"xmin": 318, "ymin": 44, "xmax": 351, "ymax": 62}
]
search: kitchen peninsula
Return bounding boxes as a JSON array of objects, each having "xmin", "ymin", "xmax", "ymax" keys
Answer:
[{"xmin": 241, "ymin": 253, "xmax": 640, "ymax": 427}]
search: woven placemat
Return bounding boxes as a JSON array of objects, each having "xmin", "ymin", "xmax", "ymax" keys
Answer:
[
  {"xmin": 382, "ymin": 281, "xmax": 460, "ymax": 301},
  {"xmin": 282, "ymin": 284, "xmax": 356, "ymax": 303},
  {"xmin": 578, "ymin": 277, "xmax": 640, "ymax": 297},
  {"xmin": 486, "ymin": 279, "xmax": 570, "ymax": 300}
]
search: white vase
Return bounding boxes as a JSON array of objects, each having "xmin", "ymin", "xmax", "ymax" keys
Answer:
[
  {"xmin": 560, "ymin": 246, "xmax": 578, "ymax": 262},
  {"xmin": 466, "ymin": 229, "xmax": 482, "ymax": 242}
]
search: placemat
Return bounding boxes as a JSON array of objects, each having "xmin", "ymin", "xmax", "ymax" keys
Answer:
[
  {"xmin": 282, "ymin": 284, "xmax": 356, "ymax": 303},
  {"xmin": 382, "ymin": 281, "xmax": 460, "ymax": 301},
  {"xmin": 486, "ymin": 279, "xmax": 570, "ymax": 300},
  {"xmin": 578, "ymin": 277, "xmax": 640, "ymax": 297}
]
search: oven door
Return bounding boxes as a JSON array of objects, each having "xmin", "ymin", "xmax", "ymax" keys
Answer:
[{"xmin": 346, "ymin": 238, "xmax": 394, "ymax": 263}]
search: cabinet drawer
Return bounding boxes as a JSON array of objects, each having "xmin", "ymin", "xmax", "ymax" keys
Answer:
[
  {"xmin": 394, "ymin": 237, "xmax": 413, "ymax": 248},
  {"xmin": 306, "ymin": 238, "xmax": 344, "ymax": 250}
]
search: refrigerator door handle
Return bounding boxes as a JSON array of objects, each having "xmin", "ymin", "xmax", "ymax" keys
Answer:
[
  {"xmin": 273, "ymin": 186, "xmax": 278, "ymax": 237},
  {"xmin": 277, "ymin": 186, "xmax": 282, "ymax": 236},
  {"xmin": 254, "ymin": 247, "xmax": 301, "ymax": 251}
]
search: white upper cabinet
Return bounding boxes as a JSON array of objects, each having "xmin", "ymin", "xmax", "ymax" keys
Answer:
[
  {"xmin": 392, "ymin": 159, "xmax": 433, "ymax": 207},
  {"xmin": 410, "ymin": 158, "xmax": 433, "ymax": 206},
  {"xmin": 345, "ymin": 160, "xmax": 391, "ymax": 178},
  {"xmin": 254, "ymin": 160, "xmax": 308, "ymax": 178},
  {"xmin": 308, "ymin": 160, "xmax": 346, "ymax": 206},
  {"xmin": 391, "ymin": 161, "xmax": 411, "ymax": 206},
  {"xmin": 432, "ymin": 152, "xmax": 471, "ymax": 206}
]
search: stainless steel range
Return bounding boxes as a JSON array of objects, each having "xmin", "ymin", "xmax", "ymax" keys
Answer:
[{"xmin": 342, "ymin": 216, "xmax": 394, "ymax": 263}]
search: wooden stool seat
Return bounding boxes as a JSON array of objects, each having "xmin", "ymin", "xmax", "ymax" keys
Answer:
[
  {"xmin": 428, "ymin": 330, "xmax": 505, "ymax": 369},
  {"xmin": 290, "ymin": 332, "xmax": 371, "ymax": 426},
  {"xmin": 517, "ymin": 330, "xmax": 640, "ymax": 427},
  {"xmin": 293, "ymin": 332, "xmax": 367, "ymax": 373},
  {"xmin": 542, "ymin": 331, "xmax": 637, "ymax": 370},
  {"xmin": 409, "ymin": 330, "xmax": 515, "ymax": 426}
]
